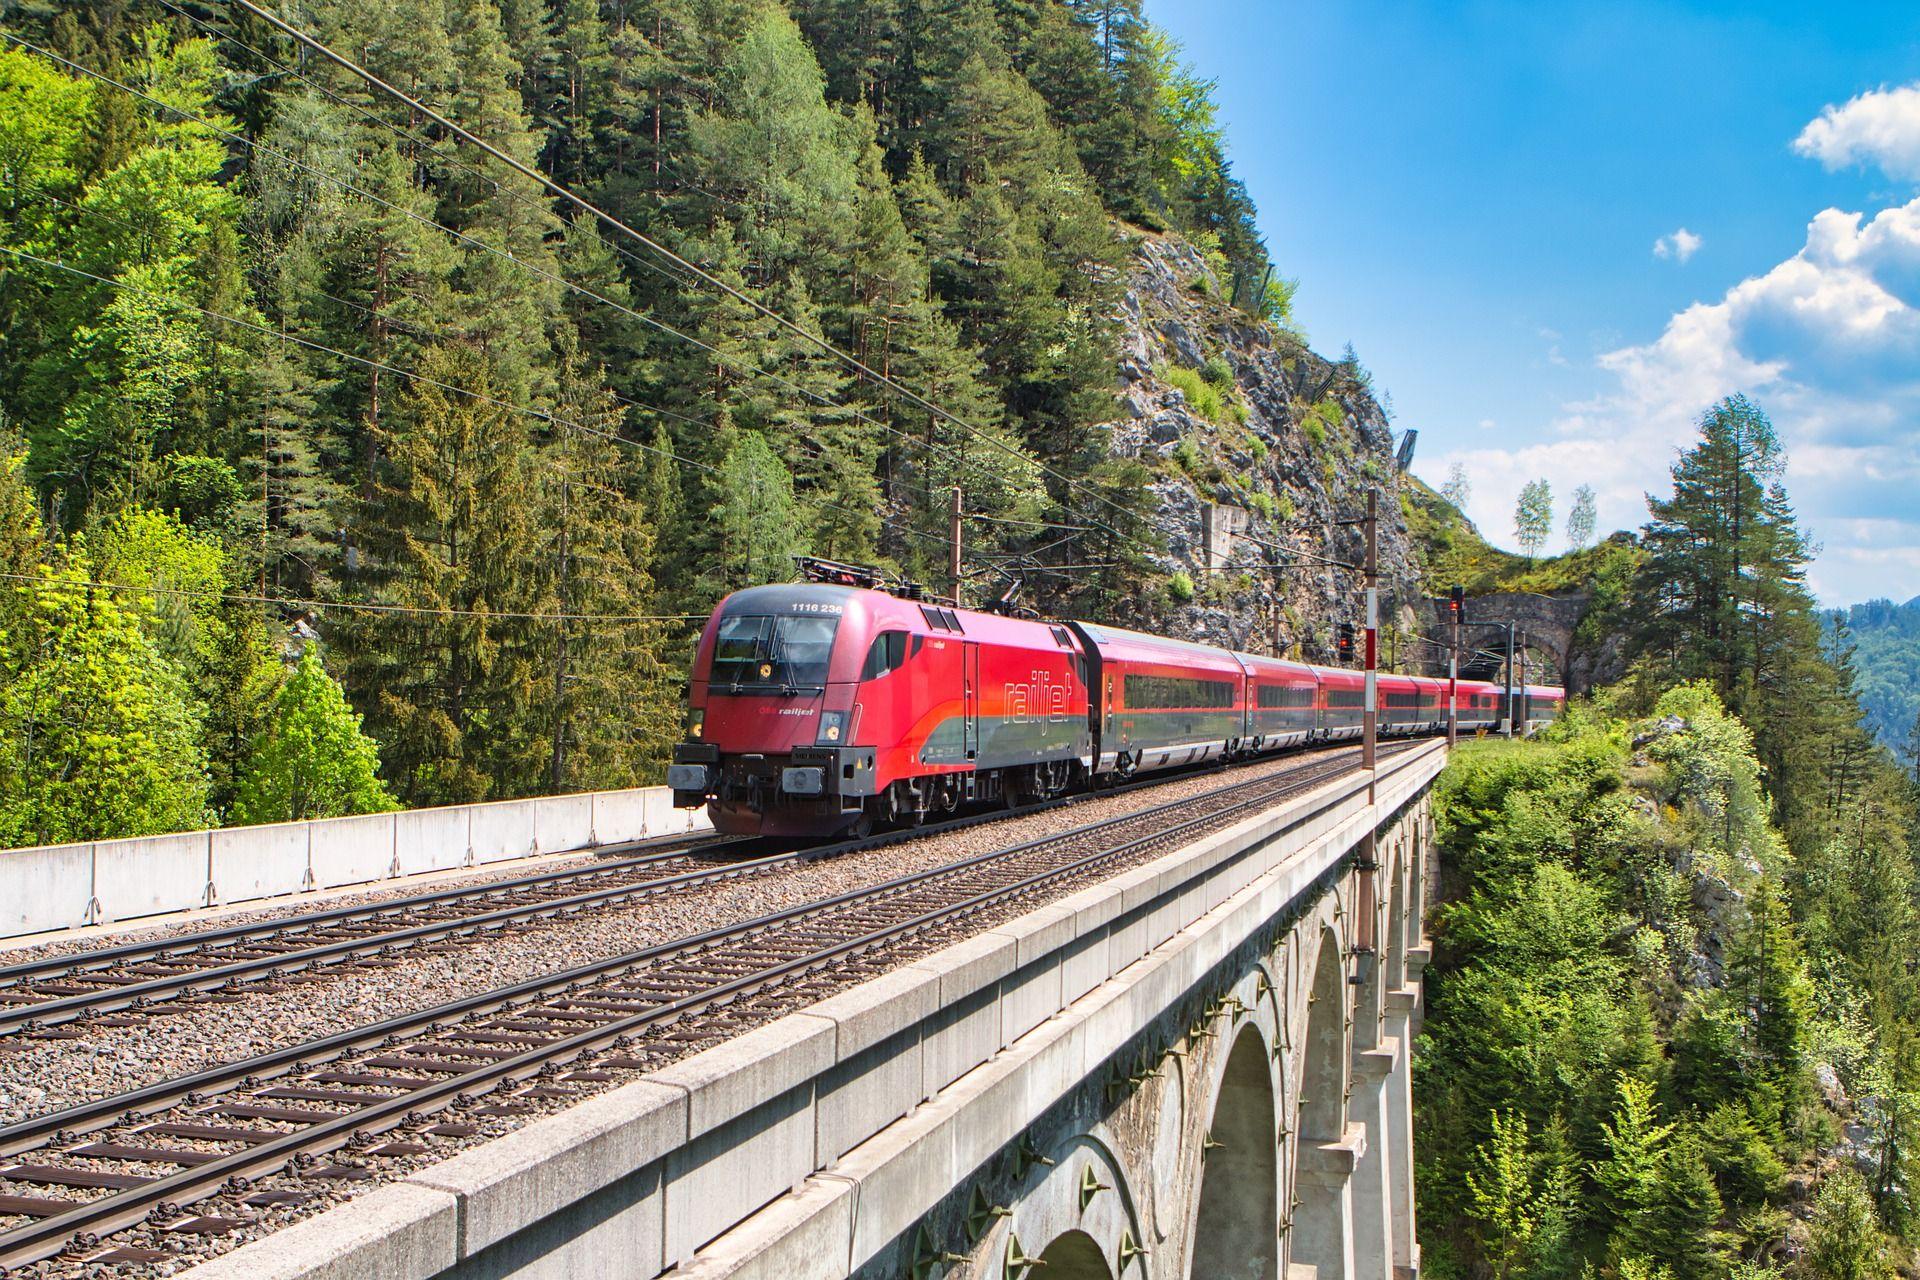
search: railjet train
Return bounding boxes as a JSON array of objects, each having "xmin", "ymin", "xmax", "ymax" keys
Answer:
[{"xmin": 669, "ymin": 573, "xmax": 1563, "ymax": 839}]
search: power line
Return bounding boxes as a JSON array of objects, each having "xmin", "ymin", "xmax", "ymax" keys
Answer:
[
  {"xmin": 0, "ymin": 571, "xmax": 707, "ymax": 624},
  {"xmin": 222, "ymin": 0, "xmax": 1170, "ymax": 562},
  {"xmin": 0, "ymin": 240, "xmax": 954, "ymax": 558},
  {"xmin": 0, "ymin": 30, "xmax": 962, "ymax": 499}
]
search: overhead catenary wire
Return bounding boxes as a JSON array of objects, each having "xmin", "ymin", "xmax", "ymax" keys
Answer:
[
  {"xmin": 0, "ymin": 240, "xmax": 957, "ymax": 560},
  {"xmin": 220, "ymin": 0, "xmax": 1172, "ymax": 563},
  {"xmin": 0, "ymin": 570, "xmax": 709, "ymax": 624},
  {"xmin": 0, "ymin": 30, "xmax": 977, "ymax": 513},
  {"xmin": 85, "ymin": 5, "xmax": 1101, "ymax": 559}
]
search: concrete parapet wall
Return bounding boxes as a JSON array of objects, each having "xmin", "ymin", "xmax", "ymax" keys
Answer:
[
  {"xmin": 0, "ymin": 786, "xmax": 709, "ymax": 941},
  {"xmin": 184, "ymin": 741, "xmax": 1446, "ymax": 1280}
]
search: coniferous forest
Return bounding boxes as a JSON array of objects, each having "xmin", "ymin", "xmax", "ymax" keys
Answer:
[
  {"xmin": 7, "ymin": 4, "xmax": 1920, "ymax": 1274},
  {"xmin": 0, "ymin": 0, "xmax": 1280, "ymax": 841},
  {"xmin": 1418, "ymin": 398, "xmax": 1920, "ymax": 1276}
]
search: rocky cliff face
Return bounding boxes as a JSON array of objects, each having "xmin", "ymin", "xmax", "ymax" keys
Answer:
[{"xmin": 1093, "ymin": 233, "xmax": 1436, "ymax": 665}]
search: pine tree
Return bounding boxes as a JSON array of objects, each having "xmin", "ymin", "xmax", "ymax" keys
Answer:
[
  {"xmin": 1647, "ymin": 1129, "xmax": 1726, "ymax": 1280},
  {"xmin": 1592, "ymin": 1075, "xmax": 1674, "ymax": 1263},
  {"xmin": 1727, "ymin": 882, "xmax": 1814, "ymax": 1129},
  {"xmin": 711, "ymin": 429, "xmax": 804, "ymax": 590},
  {"xmin": 338, "ymin": 344, "xmax": 547, "ymax": 804},
  {"xmin": 538, "ymin": 345, "xmax": 676, "ymax": 790},
  {"xmin": 1806, "ymin": 1168, "xmax": 1894, "ymax": 1280}
]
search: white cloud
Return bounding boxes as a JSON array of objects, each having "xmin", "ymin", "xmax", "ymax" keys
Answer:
[
  {"xmin": 1653, "ymin": 227, "xmax": 1704, "ymax": 262},
  {"xmin": 1424, "ymin": 193, "xmax": 1920, "ymax": 603},
  {"xmin": 1793, "ymin": 82, "xmax": 1920, "ymax": 182}
]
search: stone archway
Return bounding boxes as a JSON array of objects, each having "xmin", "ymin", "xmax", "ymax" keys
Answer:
[
  {"xmin": 1038, "ymin": 1229, "xmax": 1114, "ymax": 1279},
  {"xmin": 1293, "ymin": 929, "xmax": 1352, "ymax": 1278},
  {"xmin": 1189, "ymin": 1024, "xmax": 1279, "ymax": 1279}
]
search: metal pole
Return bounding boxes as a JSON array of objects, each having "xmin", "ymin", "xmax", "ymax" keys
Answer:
[
  {"xmin": 949, "ymin": 484, "xmax": 963, "ymax": 606},
  {"xmin": 1503, "ymin": 622, "xmax": 1516, "ymax": 738},
  {"xmin": 1363, "ymin": 490, "xmax": 1378, "ymax": 787},
  {"xmin": 1447, "ymin": 592, "xmax": 1460, "ymax": 747},
  {"xmin": 1518, "ymin": 628, "xmax": 1529, "ymax": 737}
]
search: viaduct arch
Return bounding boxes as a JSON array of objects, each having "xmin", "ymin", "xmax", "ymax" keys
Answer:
[{"xmin": 932, "ymin": 792, "xmax": 1434, "ymax": 1280}]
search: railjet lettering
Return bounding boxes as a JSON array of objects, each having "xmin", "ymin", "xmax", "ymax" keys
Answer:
[{"xmin": 1004, "ymin": 670, "xmax": 1071, "ymax": 724}]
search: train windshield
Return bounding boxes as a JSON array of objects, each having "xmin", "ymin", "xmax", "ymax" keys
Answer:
[{"xmin": 710, "ymin": 613, "xmax": 840, "ymax": 689}]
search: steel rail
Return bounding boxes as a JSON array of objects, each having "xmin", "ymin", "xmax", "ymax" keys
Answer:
[
  {"xmin": 0, "ymin": 739, "xmax": 1335, "ymax": 1036},
  {"xmin": 0, "ymin": 745, "xmax": 1388, "ymax": 1269},
  {"xmin": 0, "ymin": 829, "xmax": 744, "ymax": 989}
]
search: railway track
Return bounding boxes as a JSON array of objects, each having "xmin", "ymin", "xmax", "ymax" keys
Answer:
[
  {"xmin": 0, "ymin": 831, "xmax": 763, "ymax": 1038},
  {"xmin": 0, "ymin": 741, "xmax": 1382, "ymax": 1040},
  {"xmin": 0, "ymin": 743, "xmax": 1392, "ymax": 1271}
]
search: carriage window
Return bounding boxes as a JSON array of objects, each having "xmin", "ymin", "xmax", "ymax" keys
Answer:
[
  {"xmin": 1257, "ymin": 685, "xmax": 1316, "ymax": 709},
  {"xmin": 861, "ymin": 630, "xmax": 909, "ymax": 680},
  {"xmin": 1124, "ymin": 674, "xmax": 1235, "ymax": 709},
  {"xmin": 1327, "ymin": 690, "xmax": 1364, "ymax": 709}
]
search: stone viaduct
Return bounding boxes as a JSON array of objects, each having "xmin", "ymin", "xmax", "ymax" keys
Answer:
[{"xmin": 190, "ymin": 742, "xmax": 1447, "ymax": 1280}]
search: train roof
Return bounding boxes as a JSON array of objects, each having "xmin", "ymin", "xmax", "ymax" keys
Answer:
[
  {"xmin": 708, "ymin": 583, "xmax": 1074, "ymax": 652},
  {"xmin": 1233, "ymin": 651, "xmax": 1322, "ymax": 681},
  {"xmin": 1069, "ymin": 620, "xmax": 1244, "ymax": 674}
]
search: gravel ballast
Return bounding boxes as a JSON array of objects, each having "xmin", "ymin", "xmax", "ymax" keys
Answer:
[{"xmin": 0, "ymin": 748, "xmax": 1369, "ymax": 1277}]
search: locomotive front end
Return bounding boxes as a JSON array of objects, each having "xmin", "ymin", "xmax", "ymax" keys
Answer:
[{"xmin": 669, "ymin": 584, "xmax": 880, "ymax": 838}]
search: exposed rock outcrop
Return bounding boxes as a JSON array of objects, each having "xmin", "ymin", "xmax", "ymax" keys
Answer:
[{"xmin": 1092, "ymin": 234, "xmax": 1436, "ymax": 663}]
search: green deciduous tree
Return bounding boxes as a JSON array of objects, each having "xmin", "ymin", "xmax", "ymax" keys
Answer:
[
  {"xmin": 233, "ymin": 645, "xmax": 393, "ymax": 824},
  {"xmin": 0, "ymin": 560, "xmax": 208, "ymax": 843},
  {"xmin": 1567, "ymin": 483, "xmax": 1597, "ymax": 550},
  {"xmin": 1515, "ymin": 478, "xmax": 1552, "ymax": 563}
]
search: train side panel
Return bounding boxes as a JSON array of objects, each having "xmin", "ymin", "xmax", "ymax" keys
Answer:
[
  {"xmin": 1236, "ymin": 652, "xmax": 1320, "ymax": 752},
  {"xmin": 1067, "ymin": 621, "xmax": 1246, "ymax": 777}
]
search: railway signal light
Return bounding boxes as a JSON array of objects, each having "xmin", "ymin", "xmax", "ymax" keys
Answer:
[
  {"xmin": 1336, "ymin": 622, "xmax": 1356, "ymax": 663},
  {"xmin": 1449, "ymin": 584, "xmax": 1465, "ymax": 618}
]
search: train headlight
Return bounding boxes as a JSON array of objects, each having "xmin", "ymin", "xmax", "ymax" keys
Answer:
[
  {"xmin": 685, "ymin": 708, "xmax": 704, "ymax": 741},
  {"xmin": 817, "ymin": 710, "xmax": 847, "ymax": 745}
]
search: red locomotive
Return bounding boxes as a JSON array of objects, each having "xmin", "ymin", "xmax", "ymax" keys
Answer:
[{"xmin": 668, "ymin": 565, "xmax": 1565, "ymax": 838}]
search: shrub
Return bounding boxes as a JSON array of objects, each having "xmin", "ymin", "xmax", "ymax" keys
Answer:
[
  {"xmin": 1168, "ymin": 571, "xmax": 1195, "ymax": 602},
  {"xmin": 1200, "ymin": 354, "xmax": 1234, "ymax": 387},
  {"xmin": 1156, "ymin": 362, "xmax": 1243, "ymax": 427},
  {"xmin": 1301, "ymin": 395, "xmax": 1343, "ymax": 449}
]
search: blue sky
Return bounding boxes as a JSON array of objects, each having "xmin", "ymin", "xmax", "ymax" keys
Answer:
[{"xmin": 1146, "ymin": 0, "xmax": 1920, "ymax": 605}]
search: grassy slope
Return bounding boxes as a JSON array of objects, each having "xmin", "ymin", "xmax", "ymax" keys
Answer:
[{"xmin": 1402, "ymin": 474, "xmax": 1642, "ymax": 598}]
